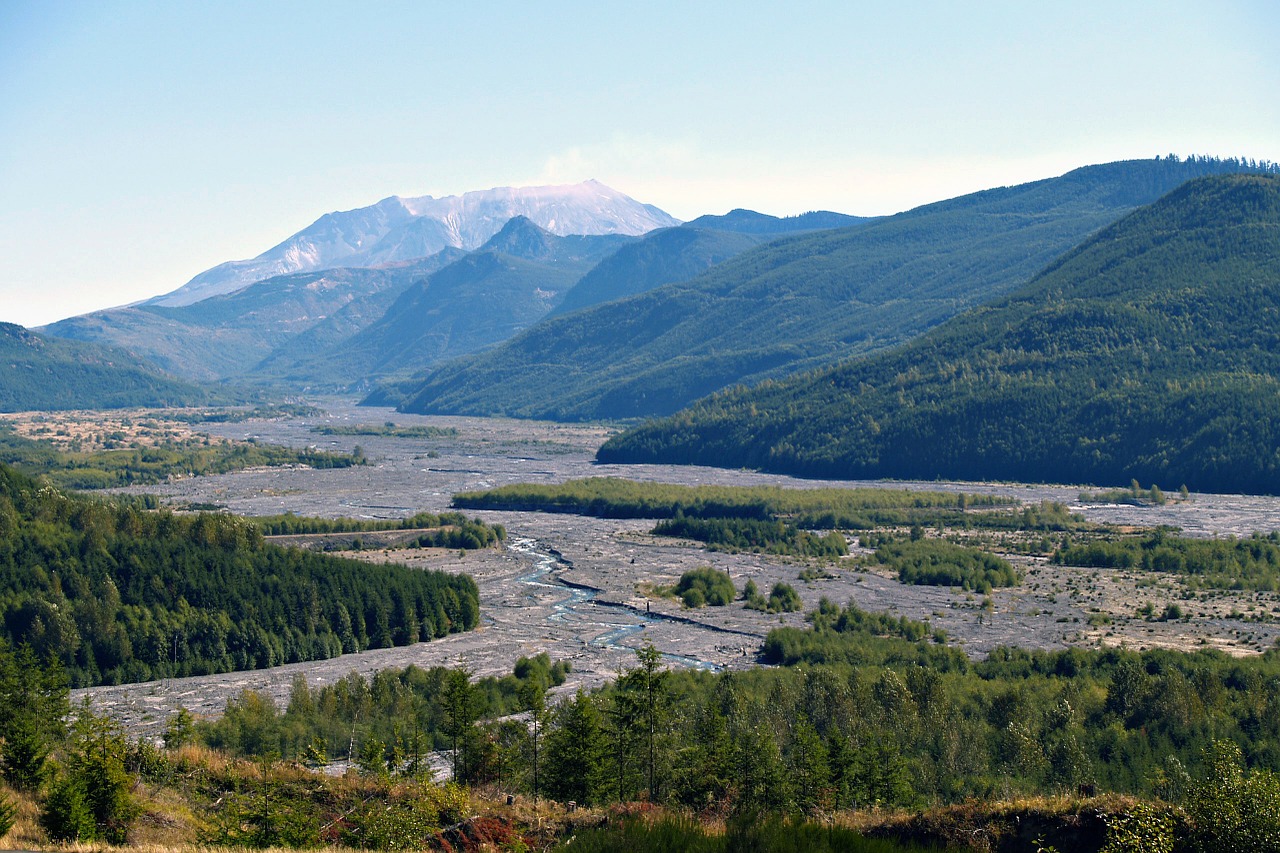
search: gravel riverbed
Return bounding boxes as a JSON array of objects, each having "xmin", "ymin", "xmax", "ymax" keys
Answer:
[{"xmin": 75, "ymin": 400, "xmax": 1280, "ymax": 738}]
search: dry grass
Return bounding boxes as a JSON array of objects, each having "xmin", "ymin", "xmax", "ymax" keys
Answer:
[
  {"xmin": 1, "ymin": 782, "xmax": 44, "ymax": 849},
  {"xmin": 830, "ymin": 792, "xmax": 1167, "ymax": 852},
  {"xmin": 0, "ymin": 408, "xmax": 212, "ymax": 452}
]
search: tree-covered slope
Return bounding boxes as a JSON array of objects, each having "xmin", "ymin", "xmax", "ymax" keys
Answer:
[
  {"xmin": 600, "ymin": 174, "xmax": 1280, "ymax": 495},
  {"xmin": 400, "ymin": 157, "xmax": 1272, "ymax": 421},
  {"xmin": 683, "ymin": 208, "xmax": 871, "ymax": 234},
  {"xmin": 549, "ymin": 226, "xmax": 770, "ymax": 316},
  {"xmin": 0, "ymin": 461, "xmax": 479, "ymax": 686},
  {"xmin": 0, "ymin": 323, "xmax": 212, "ymax": 412}
]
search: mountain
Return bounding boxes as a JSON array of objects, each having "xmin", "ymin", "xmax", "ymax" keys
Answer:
[
  {"xmin": 0, "ymin": 322, "xmax": 211, "ymax": 412},
  {"xmin": 42, "ymin": 251, "xmax": 465, "ymax": 381},
  {"xmin": 550, "ymin": 225, "xmax": 776, "ymax": 317},
  {"xmin": 683, "ymin": 209, "xmax": 871, "ymax": 234},
  {"xmin": 599, "ymin": 174, "xmax": 1280, "ymax": 495},
  {"xmin": 398, "ymin": 157, "xmax": 1273, "ymax": 422},
  {"xmin": 150, "ymin": 181, "xmax": 680, "ymax": 307},
  {"xmin": 258, "ymin": 218, "xmax": 634, "ymax": 388}
]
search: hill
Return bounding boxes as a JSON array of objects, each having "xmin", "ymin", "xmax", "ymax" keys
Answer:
[
  {"xmin": 263, "ymin": 218, "xmax": 633, "ymax": 387},
  {"xmin": 0, "ymin": 323, "xmax": 213, "ymax": 412},
  {"xmin": 599, "ymin": 174, "xmax": 1280, "ymax": 495},
  {"xmin": 42, "ymin": 252, "xmax": 463, "ymax": 381},
  {"xmin": 398, "ymin": 157, "xmax": 1270, "ymax": 422}
]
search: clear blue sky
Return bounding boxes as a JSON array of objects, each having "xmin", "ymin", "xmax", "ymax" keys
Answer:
[{"xmin": 2, "ymin": 1, "xmax": 1277, "ymax": 327}]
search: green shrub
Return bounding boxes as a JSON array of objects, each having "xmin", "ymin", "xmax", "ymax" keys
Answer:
[
  {"xmin": 767, "ymin": 582, "xmax": 802, "ymax": 613},
  {"xmin": 675, "ymin": 567, "xmax": 736, "ymax": 607},
  {"xmin": 1186, "ymin": 740, "xmax": 1280, "ymax": 852},
  {"xmin": 39, "ymin": 773, "xmax": 95, "ymax": 841}
]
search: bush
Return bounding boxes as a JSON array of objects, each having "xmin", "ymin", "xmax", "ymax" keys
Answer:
[
  {"xmin": 767, "ymin": 582, "xmax": 802, "ymax": 613},
  {"xmin": 675, "ymin": 567, "xmax": 735, "ymax": 607}
]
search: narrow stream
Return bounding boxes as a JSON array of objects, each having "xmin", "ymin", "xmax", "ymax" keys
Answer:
[{"xmin": 508, "ymin": 537, "xmax": 721, "ymax": 671}]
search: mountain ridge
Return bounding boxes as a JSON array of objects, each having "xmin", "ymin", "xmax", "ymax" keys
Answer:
[
  {"xmin": 598, "ymin": 173, "xmax": 1280, "ymax": 495},
  {"xmin": 0, "ymin": 322, "xmax": 213, "ymax": 412},
  {"xmin": 254, "ymin": 222, "xmax": 634, "ymax": 388},
  {"xmin": 398, "ymin": 157, "xmax": 1274, "ymax": 422}
]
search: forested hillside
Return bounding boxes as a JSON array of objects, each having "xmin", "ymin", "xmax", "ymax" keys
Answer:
[
  {"xmin": 549, "ymin": 226, "xmax": 768, "ymax": 316},
  {"xmin": 601, "ymin": 174, "xmax": 1280, "ymax": 495},
  {"xmin": 0, "ymin": 462, "xmax": 479, "ymax": 686},
  {"xmin": 0, "ymin": 323, "xmax": 213, "ymax": 412},
  {"xmin": 399, "ymin": 156, "xmax": 1275, "ymax": 421},
  {"xmin": 683, "ymin": 208, "xmax": 871, "ymax": 233}
]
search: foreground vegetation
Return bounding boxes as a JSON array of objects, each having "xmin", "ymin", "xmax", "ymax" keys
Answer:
[
  {"xmin": 7, "ymin": 624, "xmax": 1280, "ymax": 851},
  {"xmin": 0, "ymin": 462, "xmax": 480, "ymax": 686},
  {"xmin": 187, "ymin": 597, "xmax": 1280, "ymax": 837}
]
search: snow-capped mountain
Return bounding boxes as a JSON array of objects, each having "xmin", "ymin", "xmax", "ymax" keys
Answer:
[{"xmin": 150, "ymin": 180, "xmax": 680, "ymax": 307}]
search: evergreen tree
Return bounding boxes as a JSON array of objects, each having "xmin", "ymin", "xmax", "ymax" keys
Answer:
[{"xmin": 545, "ymin": 690, "xmax": 607, "ymax": 805}]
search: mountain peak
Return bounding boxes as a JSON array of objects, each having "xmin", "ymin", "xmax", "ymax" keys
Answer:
[
  {"xmin": 148, "ymin": 181, "xmax": 679, "ymax": 307},
  {"xmin": 478, "ymin": 216, "xmax": 558, "ymax": 260}
]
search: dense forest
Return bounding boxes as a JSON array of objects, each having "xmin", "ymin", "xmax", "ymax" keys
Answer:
[
  {"xmin": 401, "ymin": 156, "xmax": 1279, "ymax": 422},
  {"xmin": 0, "ymin": 463, "xmax": 479, "ymax": 686},
  {"xmin": 0, "ymin": 323, "xmax": 215, "ymax": 412},
  {"xmin": 601, "ymin": 174, "xmax": 1280, "ymax": 496}
]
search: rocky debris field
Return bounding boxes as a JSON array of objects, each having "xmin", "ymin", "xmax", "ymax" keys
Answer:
[{"xmin": 75, "ymin": 399, "xmax": 1280, "ymax": 738}]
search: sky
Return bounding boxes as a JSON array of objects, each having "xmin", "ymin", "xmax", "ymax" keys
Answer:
[{"xmin": 1, "ymin": 1, "xmax": 1277, "ymax": 328}]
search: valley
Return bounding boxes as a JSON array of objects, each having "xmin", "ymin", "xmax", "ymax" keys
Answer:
[{"xmin": 69, "ymin": 399, "xmax": 1280, "ymax": 738}]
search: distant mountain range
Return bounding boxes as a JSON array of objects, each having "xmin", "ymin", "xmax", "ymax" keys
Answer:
[
  {"xmin": 398, "ymin": 157, "xmax": 1269, "ymax": 421},
  {"xmin": 600, "ymin": 173, "xmax": 1280, "ymax": 495},
  {"xmin": 40, "ymin": 182, "xmax": 866, "ymax": 394},
  {"xmin": 30, "ymin": 157, "xmax": 1280, "ymax": 484},
  {"xmin": 149, "ymin": 180, "xmax": 680, "ymax": 307},
  {"xmin": 0, "ymin": 323, "xmax": 211, "ymax": 412}
]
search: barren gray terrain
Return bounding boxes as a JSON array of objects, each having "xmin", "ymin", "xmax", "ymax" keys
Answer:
[{"xmin": 75, "ymin": 400, "xmax": 1280, "ymax": 738}]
